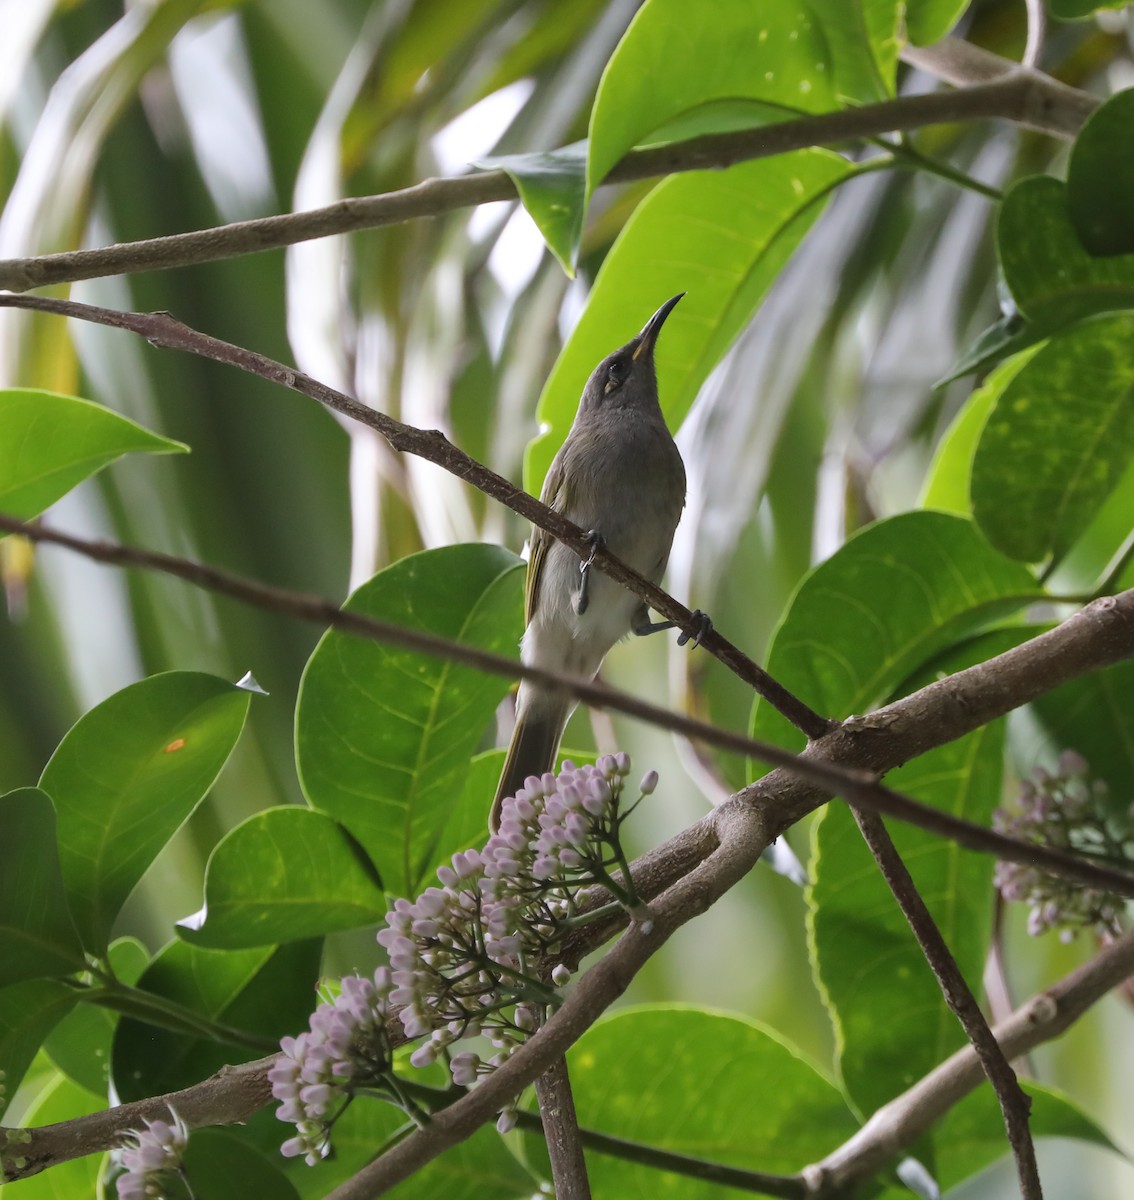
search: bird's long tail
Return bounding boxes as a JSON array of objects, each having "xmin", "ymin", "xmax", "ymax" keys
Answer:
[{"xmin": 490, "ymin": 686, "xmax": 572, "ymax": 831}]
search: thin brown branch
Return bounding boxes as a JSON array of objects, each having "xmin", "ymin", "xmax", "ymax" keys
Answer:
[
  {"xmin": 852, "ymin": 811, "xmax": 1041, "ymax": 1200},
  {"xmin": 0, "ymin": 70, "xmax": 1095, "ymax": 293},
  {"xmin": 0, "ymin": 292, "xmax": 832, "ymax": 740},
  {"xmin": 533, "ymin": 1058, "xmax": 591, "ymax": 1200},
  {"xmin": 806, "ymin": 926, "xmax": 1134, "ymax": 1192},
  {"xmin": 5, "ymin": 510, "xmax": 1133, "ymax": 902}
]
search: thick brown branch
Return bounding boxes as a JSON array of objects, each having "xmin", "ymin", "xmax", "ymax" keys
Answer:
[
  {"xmin": 534, "ymin": 1059, "xmax": 591, "ymax": 1200},
  {"xmin": 0, "ymin": 69, "xmax": 1094, "ymax": 293}
]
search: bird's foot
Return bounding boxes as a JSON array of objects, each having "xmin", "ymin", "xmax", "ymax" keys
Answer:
[
  {"xmin": 575, "ymin": 530, "xmax": 605, "ymax": 616},
  {"xmin": 677, "ymin": 610, "xmax": 713, "ymax": 648}
]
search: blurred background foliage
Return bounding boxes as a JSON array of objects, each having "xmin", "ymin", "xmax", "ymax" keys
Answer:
[{"xmin": 2, "ymin": 1, "xmax": 1134, "ymax": 1194}]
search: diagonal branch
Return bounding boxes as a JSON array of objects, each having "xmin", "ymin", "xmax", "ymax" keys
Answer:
[
  {"xmin": 0, "ymin": 292, "xmax": 832, "ymax": 739},
  {"xmin": 4, "ymin": 510, "xmax": 1132, "ymax": 901},
  {"xmin": 0, "ymin": 66, "xmax": 1094, "ymax": 293}
]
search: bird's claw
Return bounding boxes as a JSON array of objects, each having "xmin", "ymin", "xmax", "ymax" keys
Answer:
[
  {"xmin": 677, "ymin": 610, "xmax": 712, "ymax": 648},
  {"xmin": 575, "ymin": 530, "xmax": 605, "ymax": 616}
]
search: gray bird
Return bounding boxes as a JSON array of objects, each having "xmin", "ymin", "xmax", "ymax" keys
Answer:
[{"xmin": 490, "ymin": 293, "xmax": 691, "ymax": 829}]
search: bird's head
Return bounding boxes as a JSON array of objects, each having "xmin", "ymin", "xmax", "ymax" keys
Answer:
[{"xmin": 578, "ymin": 293, "xmax": 684, "ymax": 416}]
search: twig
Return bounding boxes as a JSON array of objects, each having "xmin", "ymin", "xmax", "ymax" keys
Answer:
[
  {"xmin": 0, "ymin": 292, "xmax": 832, "ymax": 740},
  {"xmin": 0, "ymin": 73, "xmax": 1094, "ymax": 293},
  {"xmin": 5, "ymin": 511, "xmax": 1133, "ymax": 901},
  {"xmin": 533, "ymin": 1058, "xmax": 591, "ymax": 1200},
  {"xmin": 807, "ymin": 925, "xmax": 1134, "ymax": 1191},
  {"xmin": 852, "ymin": 811, "xmax": 1042, "ymax": 1199},
  {"xmin": 1023, "ymin": 0, "xmax": 1047, "ymax": 69}
]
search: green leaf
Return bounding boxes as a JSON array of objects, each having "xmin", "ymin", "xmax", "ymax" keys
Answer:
[
  {"xmin": 999, "ymin": 175, "xmax": 1134, "ymax": 327},
  {"xmin": 0, "ymin": 788, "xmax": 84, "ymax": 986},
  {"xmin": 283, "ymin": 1093, "xmax": 539, "ymax": 1200},
  {"xmin": 42, "ymin": 937, "xmax": 149, "ymax": 1096},
  {"xmin": 970, "ymin": 314, "xmax": 1134, "ymax": 564},
  {"xmin": 809, "ymin": 632, "xmax": 1028, "ymax": 1115},
  {"xmin": 0, "ymin": 388, "xmax": 186, "ymax": 521},
  {"xmin": 180, "ymin": 807, "xmax": 386, "ymax": 949},
  {"xmin": 937, "ymin": 307, "xmax": 1050, "ymax": 385},
  {"xmin": 557, "ymin": 1006, "xmax": 857, "ymax": 1192},
  {"xmin": 1067, "ymin": 90, "xmax": 1134, "ymax": 257},
  {"xmin": 527, "ymin": 149, "xmax": 852, "ymax": 493},
  {"xmin": 111, "ymin": 938, "xmax": 321, "ymax": 1102},
  {"xmin": 585, "ymin": 0, "xmax": 900, "ymax": 203},
  {"xmin": 179, "ymin": 1129, "xmax": 302, "ymax": 1200},
  {"xmin": 40, "ymin": 672, "xmax": 251, "ymax": 953},
  {"xmin": 476, "ymin": 143, "xmax": 586, "ymax": 273},
  {"xmin": 296, "ymin": 544, "xmax": 523, "ymax": 899},
  {"xmin": 905, "ymin": 0, "xmax": 969, "ymax": 44},
  {"xmin": 1049, "ymin": 0, "xmax": 1126, "ymax": 19},
  {"xmin": 1030, "ymin": 659, "xmax": 1134, "ymax": 803},
  {"xmin": 921, "ymin": 346, "xmax": 1040, "ymax": 513},
  {"xmin": 0, "ymin": 979, "xmax": 76, "ymax": 1120},
  {"xmin": 932, "ymin": 1081, "xmax": 1120, "ymax": 1189},
  {"xmin": 749, "ymin": 512, "xmax": 1037, "ymax": 765},
  {"xmin": 1, "ymin": 1072, "xmax": 104, "ymax": 1199}
]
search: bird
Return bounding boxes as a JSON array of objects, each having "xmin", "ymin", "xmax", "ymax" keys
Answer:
[{"xmin": 490, "ymin": 293, "xmax": 694, "ymax": 830}]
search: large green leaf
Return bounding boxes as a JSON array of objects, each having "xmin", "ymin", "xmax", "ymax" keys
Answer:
[
  {"xmin": 296, "ymin": 544, "xmax": 523, "ymax": 898},
  {"xmin": 1067, "ymin": 90, "xmax": 1134, "ymax": 257},
  {"xmin": 527, "ymin": 149, "xmax": 852, "ymax": 493},
  {"xmin": 179, "ymin": 1129, "xmax": 302, "ymax": 1200},
  {"xmin": 181, "ymin": 807, "xmax": 386, "ymax": 949},
  {"xmin": 557, "ymin": 1006, "xmax": 857, "ymax": 1192},
  {"xmin": 283, "ymin": 1091, "xmax": 539, "ymax": 1200},
  {"xmin": 0, "ymin": 788, "xmax": 84, "ymax": 986},
  {"xmin": 970, "ymin": 314, "xmax": 1134, "ymax": 565},
  {"xmin": 921, "ymin": 349, "xmax": 1037, "ymax": 514},
  {"xmin": 808, "ymin": 630, "xmax": 1031, "ymax": 1117},
  {"xmin": 0, "ymin": 1072, "xmax": 104, "ymax": 1199},
  {"xmin": 749, "ymin": 512, "xmax": 1037, "ymax": 766},
  {"xmin": 40, "ymin": 672, "xmax": 251, "ymax": 953},
  {"xmin": 0, "ymin": 979, "xmax": 76, "ymax": 1121},
  {"xmin": 0, "ymin": 388, "xmax": 185, "ymax": 521},
  {"xmin": 585, "ymin": 0, "xmax": 897, "ymax": 202},
  {"xmin": 111, "ymin": 938, "xmax": 321, "ymax": 1102},
  {"xmin": 999, "ymin": 176, "xmax": 1134, "ymax": 328},
  {"xmin": 930, "ymin": 1081, "xmax": 1120, "ymax": 1190},
  {"xmin": 42, "ymin": 936, "xmax": 149, "ymax": 1097},
  {"xmin": 905, "ymin": 0, "xmax": 970, "ymax": 44}
]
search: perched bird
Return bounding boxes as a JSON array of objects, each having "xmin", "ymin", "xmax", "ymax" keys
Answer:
[{"xmin": 491, "ymin": 294, "xmax": 693, "ymax": 829}]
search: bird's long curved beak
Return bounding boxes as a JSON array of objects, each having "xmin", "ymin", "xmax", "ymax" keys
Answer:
[{"xmin": 631, "ymin": 292, "xmax": 684, "ymax": 361}]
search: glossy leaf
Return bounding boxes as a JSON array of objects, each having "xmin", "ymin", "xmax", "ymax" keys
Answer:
[
  {"xmin": 42, "ymin": 936, "xmax": 149, "ymax": 1096},
  {"xmin": 931, "ymin": 1081, "xmax": 1119, "ymax": 1189},
  {"xmin": 809, "ymin": 634, "xmax": 1017, "ymax": 1115},
  {"xmin": 283, "ymin": 1095, "xmax": 539, "ymax": 1200},
  {"xmin": 999, "ymin": 175, "xmax": 1134, "ymax": 327},
  {"xmin": 0, "ymin": 788, "xmax": 84, "ymax": 986},
  {"xmin": 296, "ymin": 544, "xmax": 523, "ymax": 899},
  {"xmin": 179, "ymin": 1129, "xmax": 302, "ymax": 1200},
  {"xmin": 586, "ymin": 0, "xmax": 894, "ymax": 201},
  {"xmin": 970, "ymin": 314, "xmax": 1134, "ymax": 564},
  {"xmin": 476, "ymin": 143, "xmax": 586, "ymax": 273},
  {"xmin": 40, "ymin": 672, "xmax": 251, "ymax": 953},
  {"xmin": 0, "ymin": 388, "xmax": 186, "ymax": 521},
  {"xmin": 528, "ymin": 150, "xmax": 852, "ymax": 492},
  {"xmin": 558, "ymin": 1006, "xmax": 857, "ymax": 1191},
  {"xmin": 2, "ymin": 1072, "xmax": 104, "ymax": 1199},
  {"xmin": 1067, "ymin": 90, "xmax": 1134, "ymax": 256},
  {"xmin": 1030, "ymin": 659, "xmax": 1134, "ymax": 803},
  {"xmin": 750, "ymin": 512, "xmax": 1037, "ymax": 766},
  {"xmin": 111, "ymin": 938, "xmax": 321, "ymax": 1102},
  {"xmin": 181, "ymin": 807, "xmax": 386, "ymax": 949},
  {"xmin": 905, "ymin": 0, "xmax": 970, "ymax": 44},
  {"xmin": 0, "ymin": 979, "xmax": 76, "ymax": 1120},
  {"xmin": 921, "ymin": 346, "xmax": 1040, "ymax": 513}
]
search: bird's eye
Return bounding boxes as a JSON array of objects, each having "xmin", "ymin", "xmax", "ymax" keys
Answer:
[{"xmin": 604, "ymin": 358, "xmax": 628, "ymax": 393}]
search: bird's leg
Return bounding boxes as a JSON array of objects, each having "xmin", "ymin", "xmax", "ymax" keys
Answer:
[
  {"xmin": 631, "ymin": 606, "xmax": 713, "ymax": 647},
  {"xmin": 575, "ymin": 530, "xmax": 605, "ymax": 616}
]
